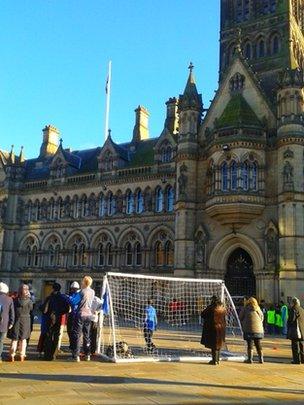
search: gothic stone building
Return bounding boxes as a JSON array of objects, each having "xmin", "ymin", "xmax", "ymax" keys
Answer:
[{"xmin": 1, "ymin": 0, "xmax": 304, "ymax": 303}]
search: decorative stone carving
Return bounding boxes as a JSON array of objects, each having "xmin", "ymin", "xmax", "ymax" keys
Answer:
[
  {"xmin": 178, "ymin": 164, "xmax": 188, "ymax": 197},
  {"xmin": 283, "ymin": 161, "xmax": 294, "ymax": 191},
  {"xmin": 265, "ymin": 222, "xmax": 278, "ymax": 266},
  {"xmin": 284, "ymin": 148, "xmax": 294, "ymax": 159},
  {"xmin": 116, "ymin": 195, "xmax": 123, "ymax": 213},
  {"xmin": 229, "ymin": 72, "xmax": 245, "ymax": 93},
  {"xmin": 195, "ymin": 226, "xmax": 208, "ymax": 267}
]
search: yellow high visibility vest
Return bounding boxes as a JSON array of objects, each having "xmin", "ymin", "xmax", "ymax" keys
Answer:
[{"xmin": 267, "ymin": 310, "xmax": 275, "ymax": 324}]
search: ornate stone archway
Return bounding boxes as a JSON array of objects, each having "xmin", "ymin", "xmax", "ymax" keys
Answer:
[{"xmin": 209, "ymin": 233, "xmax": 264, "ymax": 275}]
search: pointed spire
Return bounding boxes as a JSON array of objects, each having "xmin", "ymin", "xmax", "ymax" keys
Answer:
[
  {"xmin": 19, "ymin": 146, "xmax": 25, "ymax": 163},
  {"xmin": 8, "ymin": 145, "xmax": 15, "ymax": 164},
  {"xmin": 179, "ymin": 62, "xmax": 203, "ymax": 113}
]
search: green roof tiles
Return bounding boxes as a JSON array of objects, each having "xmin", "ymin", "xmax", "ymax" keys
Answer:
[{"xmin": 217, "ymin": 93, "xmax": 262, "ymax": 129}]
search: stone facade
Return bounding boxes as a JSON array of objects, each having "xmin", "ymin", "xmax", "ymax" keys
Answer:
[{"xmin": 1, "ymin": 0, "xmax": 304, "ymax": 303}]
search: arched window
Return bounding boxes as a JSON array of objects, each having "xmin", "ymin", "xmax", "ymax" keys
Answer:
[
  {"xmin": 32, "ymin": 246, "xmax": 39, "ymax": 267},
  {"xmin": 272, "ymin": 35, "xmax": 280, "ymax": 54},
  {"xmin": 221, "ymin": 162, "xmax": 228, "ymax": 191},
  {"xmin": 155, "ymin": 241, "xmax": 164, "ymax": 266},
  {"xmin": 126, "ymin": 191, "xmax": 134, "ymax": 214},
  {"xmin": 125, "ymin": 242, "xmax": 133, "ymax": 266},
  {"xmin": 166, "ymin": 187, "xmax": 175, "ymax": 212},
  {"xmin": 72, "ymin": 243, "xmax": 78, "ymax": 266},
  {"xmin": 162, "ymin": 145, "xmax": 173, "ymax": 163},
  {"xmin": 136, "ymin": 190, "xmax": 144, "ymax": 214},
  {"xmin": 106, "ymin": 243, "xmax": 113, "ymax": 266},
  {"xmin": 108, "ymin": 193, "xmax": 116, "ymax": 216},
  {"xmin": 258, "ymin": 39, "xmax": 265, "ymax": 58},
  {"xmin": 244, "ymin": 42, "xmax": 252, "ymax": 59},
  {"xmin": 242, "ymin": 162, "xmax": 249, "ymax": 191},
  {"xmin": 49, "ymin": 245, "xmax": 55, "ymax": 267},
  {"xmin": 26, "ymin": 246, "xmax": 32, "ymax": 267},
  {"xmin": 135, "ymin": 242, "xmax": 142, "ymax": 266},
  {"xmin": 97, "ymin": 243, "xmax": 104, "ymax": 266},
  {"xmin": 72, "ymin": 238, "xmax": 86, "ymax": 267},
  {"xmin": 231, "ymin": 161, "xmax": 238, "ymax": 191},
  {"xmin": 164, "ymin": 241, "xmax": 174, "ymax": 266},
  {"xmin": 155, "ymin": 188, "xmax": 163, "ymax": 212},
  {"xmin": 55, "ymin": 244, "xmax": 60, "ymax": 266},
  {"xmin": 250, "ymin": 162, "xmax": 258, "ymax": 191}
]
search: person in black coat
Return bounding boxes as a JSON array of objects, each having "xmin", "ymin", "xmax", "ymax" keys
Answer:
[
  {"xmin": 7, "ymin": 284, "xmax": 33, "ymax": 362},
  {"xmin": 287, "ymin": 297, "xmax": 304, "ymax": 364},
  {"xmin": 0, "ymin": 282, "xmax": 15, "ymax": 362},
  {"xmin": 42, "ymin": 282, "xmax": 70, "ymax": 361}
]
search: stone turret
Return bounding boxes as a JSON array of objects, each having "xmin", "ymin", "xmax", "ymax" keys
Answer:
[
  {"xmin": 132, "ymin": 106, "xmax": 149, "ymax": 142},
  {"xmin": 40, "ymin": 125, "xmax": 59, "ymax": 157},
  {"xmin": 175, "ymin": 63, "xmax": 203, "ymax": 277}
]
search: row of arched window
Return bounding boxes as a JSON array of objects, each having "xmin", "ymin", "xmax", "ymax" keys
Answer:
[
  {"xmin": 235, "ymin": 0, "xmax": 276, "ymax": 23},
  {"xmin": 22, "ymin": 235, "xmax": 174, "ymax": 269},
  {"xmin": 207, "ymin": 160, "xmax": 260, "ymax": 194},
  {"xmin": 25, "ymin": 186, "xmax": 175, "ymax": 223}
]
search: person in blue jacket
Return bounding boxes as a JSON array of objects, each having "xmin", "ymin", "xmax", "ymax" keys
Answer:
[
  {"xmin": 143, "ymin": 299, "xmax": 157, "ymax": 354},
  {"xmin": 67, "ymin": 281, "xmax": 81, "ymax": 351}
]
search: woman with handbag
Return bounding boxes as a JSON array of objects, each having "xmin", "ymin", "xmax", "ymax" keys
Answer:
[
  {"xmin": 287, "ymin": 297, "xmax": 304, "ymax": 364},
  {"xmin": 239, "ymin": 297, "xmax": 264, "ymax": 364}
]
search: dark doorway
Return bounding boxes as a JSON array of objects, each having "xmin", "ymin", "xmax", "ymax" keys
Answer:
[{"xmin": 225, "ymin": 248, "xmax": 256, "ymax": 298}]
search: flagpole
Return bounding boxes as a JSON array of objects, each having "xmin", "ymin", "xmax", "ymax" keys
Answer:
[{"xmin": 104, "ymin": 60, "xmax": 112, "ymax": 143}]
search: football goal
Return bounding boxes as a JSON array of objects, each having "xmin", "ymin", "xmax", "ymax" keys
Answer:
[{"xmin": 99, "ymin": 272, "xmax": 245, "ymax": 363}]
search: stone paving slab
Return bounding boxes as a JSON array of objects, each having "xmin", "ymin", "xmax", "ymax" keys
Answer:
[{"xmin": 0, "ymin": 334, "xmax": 304, "ymax": 404}]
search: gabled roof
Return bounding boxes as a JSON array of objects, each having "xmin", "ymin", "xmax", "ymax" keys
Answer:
[{"xmin": 216, "ymin": 93, "xmax": 262, "ymax": 129}]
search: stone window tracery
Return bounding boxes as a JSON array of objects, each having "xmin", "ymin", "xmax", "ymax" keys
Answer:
[{"xmin": 155, "ymin": 187, "xmax": 164, "ymax": 213}]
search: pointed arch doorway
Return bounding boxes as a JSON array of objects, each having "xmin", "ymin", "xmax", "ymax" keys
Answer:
[{"xmin": 225, "ymin": 248, "xmax": 256, "ymax": 298}]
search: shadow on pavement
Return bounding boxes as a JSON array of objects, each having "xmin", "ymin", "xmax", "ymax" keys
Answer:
[{"xmin": 0, "ymin": 373, "xmax": 303, "ymax": 396}]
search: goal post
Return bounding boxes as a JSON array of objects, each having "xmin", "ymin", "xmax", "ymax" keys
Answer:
[{"xmin": 99, "ymin": 272, "xmax": 245, "ymax": 363}]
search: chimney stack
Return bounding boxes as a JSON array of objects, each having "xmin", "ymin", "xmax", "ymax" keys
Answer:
[
  {"xmin": 132, "ymin": 106, "xmax": 149, "ymax": 142},
  {"xmin": 40, "ymin": 125, "xmax": 59, "ymax": 157},
  {"xmin": 165, "ymin": 97, "xmax": 178, "ymax": 134}
]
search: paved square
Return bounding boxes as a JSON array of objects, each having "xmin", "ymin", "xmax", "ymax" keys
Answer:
[{"xmin": 0, "ymin": 329, "xmax": 303, "ymax": 404}]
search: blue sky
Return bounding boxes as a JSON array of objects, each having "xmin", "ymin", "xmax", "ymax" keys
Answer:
[{"xmin": 0, "ymin": 1, "xmax": 220, "ymax": 158}]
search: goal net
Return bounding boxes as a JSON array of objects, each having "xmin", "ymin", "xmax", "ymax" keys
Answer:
[{"xmin": 99, "ymin": 272, "xmax": 245, "ymax": 363}]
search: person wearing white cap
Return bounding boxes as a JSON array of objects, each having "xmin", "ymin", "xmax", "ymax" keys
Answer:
[
  {"xmin": 67, "ymin": 281, "xmax": 81, "ymax": 351},
  {"xmin": 0, "ymin": 282, "xmax": 15, "ymax": 361}
]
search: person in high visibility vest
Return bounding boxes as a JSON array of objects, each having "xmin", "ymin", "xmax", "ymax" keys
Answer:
[
  {"xmin": 267, "ymin": 305, "xmax": 276, "ymax": 335},
  {"xmin": 275, "ymin": 306, "xmax": 283, "ymax": 335},
  {"xmin": 280, "ymin": 300, "xmax": 288, "ymax": 336}
]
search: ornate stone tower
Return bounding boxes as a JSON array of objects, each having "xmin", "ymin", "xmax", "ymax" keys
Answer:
[
  {"xmin": 220, "ymin": 0, "xmax": 304, "ymax": 100},
  {"xmin": 175, "ymin": 64, "xmax": 203, "ymax": 276},
  {"xmin": 276, "ymin": 67, "xmax": 304, "ymax": 300}
]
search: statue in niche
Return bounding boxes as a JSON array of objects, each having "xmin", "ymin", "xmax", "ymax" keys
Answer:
[
  {"xmin": 116, "ymin": 195, "xmax": 123, "ymax": 213},
  {"xmin": 64, "ymin": 199, "xmax": 71, "ymax": 218},
  {"xmin": 266, "ymin": 229, "xmax": 277, "ymax": 264},
  {"xmin": 88, "ymin": 197, "xmax": 96, "ymax": 216},
  {"xmin": 196, "ymin": 236, "xmax": 205, "ymax": 265},
  {"xmin": 283, "ymin": 161, "xmax": 293, "ymax": 183},
  {"xmin": 178, "ymin": 164, "xmax": 188, "ymax": 197},
  {"xmin": 41, "ymin": 201, "xmax": 48, "ymax": 219},
  {"xmin": 16, "ymin": 198, "xmax": 24, "ymax": 223},
  {"xmin": 145, "ymin": 191, "xmax": 152, "ymax": 212}
]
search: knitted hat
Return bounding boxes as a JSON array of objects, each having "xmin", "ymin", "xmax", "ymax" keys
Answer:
[
  {"xmin": 70, "ymin": 281, "xmax": 80, "ymax": 289},
  {"xmin": 0, "ymin": 282, "xmax": 9, "ymax": 294}
]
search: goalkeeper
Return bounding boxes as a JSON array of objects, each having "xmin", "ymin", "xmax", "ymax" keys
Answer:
[{"xmin": 143, "ymin": 300, "xmax": 157, "ymax": 353}]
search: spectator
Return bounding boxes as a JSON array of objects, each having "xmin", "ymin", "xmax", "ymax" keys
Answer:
[
  {"xmin": 90, "ymin": 295, "xmax": 102, "ymax": 355},
  {"xmin": 42, "ymin": 282, "xmax": 70, "ymax": 361},
  {"xmin": 0, "ymin": 282, "xmax": 15, "ymax": 362},
  {"xmin": 275, "ymin": 305, "xmax": 283, "ymax": 335},
  {"xmin": 72, "ymin": 276, "xmax": 95, "ymax": 362},
  {"xmin": 67, "ymin": 281, "xmax": 81, "ymax": 351},
  {"xmin": 259, "ymin": 299, "xmax": 267, "ymax": 331},
  {"xmin": 7, "ymin": 284, "xmax": 33, "ymax": 362},
  {"xmin": 287, "ymin": 297, "xmax": 304, "ymax": 364},
  {"xmin": 266, "ymin": 305, "xmax": 276, "ymax": 335},
  {"xmin": 201, "ymin": 296, "xmax": 226, "ymax": 365},
  {"xmin": 280, "ymin": 300, "xmax": 288, "ymax": 336},
  {"xmin": 239, "ymin": 297, "xmax": 264, "ymax": 364}
]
